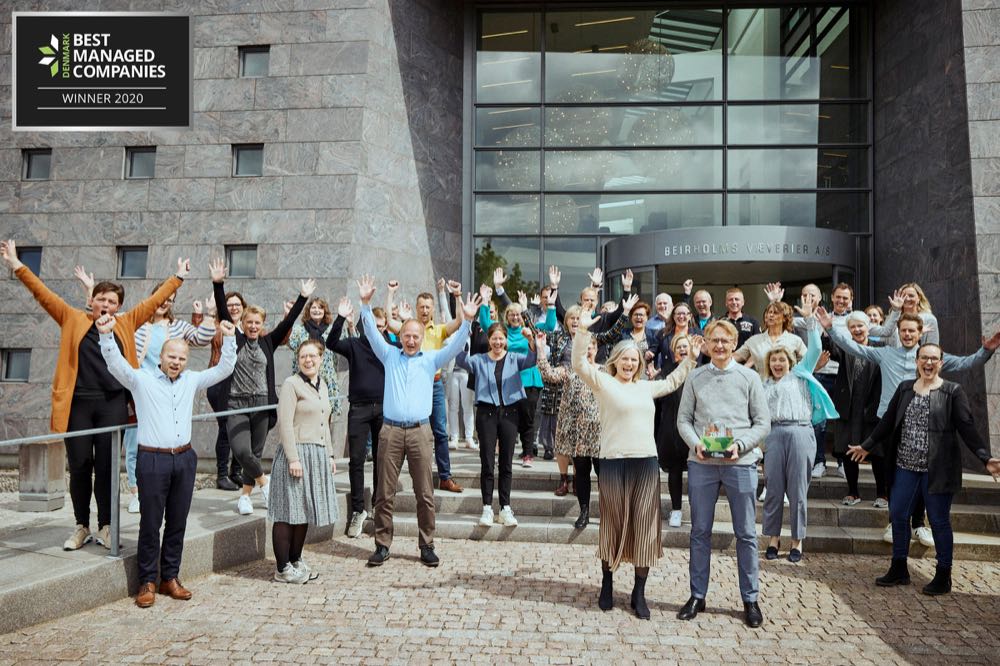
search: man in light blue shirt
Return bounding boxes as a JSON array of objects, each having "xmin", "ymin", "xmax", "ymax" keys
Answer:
[
  {"xmin": 98, "ymin": 314, "xmax": 236, "ymax": 608},
  {"xmin": 357, "ymin": 275, "xmax": 479, "ymax": 568}
]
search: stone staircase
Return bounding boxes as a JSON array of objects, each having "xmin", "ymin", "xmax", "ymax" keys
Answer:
[{"xmin": 367, "ymin": 450, "xmax": 1000, "ymax": 561}]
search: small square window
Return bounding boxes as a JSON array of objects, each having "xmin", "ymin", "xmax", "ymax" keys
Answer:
[
  {"xmin": 239, "ymin": 46, "xmax": 270, "ymax": 77},
  {"xmin": 22, "ymin": 149, "xmax": 52, "ymax": 180},
  {"xmin": 2, "ymin": 349, "xmax": 31, "ymax": 382},
  {"xmin": 118, "ymin": 246, "xmax": 148, "ymax": 279},
  {"xmin": 226, "ymin": 245, "xmax": 257, "ymax": 278},
  {"xmin": 18, "ymin": 247, "xmax": 42, "ymax": 275},
  {"xmin": 126, "ymin": 147, "xmax": 156, "ymax": 179},
  {"xmin": 233, "ymin": 144, "xmax": 264, "ymax": 177}
]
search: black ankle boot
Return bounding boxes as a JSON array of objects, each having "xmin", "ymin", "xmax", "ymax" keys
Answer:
[
  {"xmin": 630, "ymin": 574, "xmax": 650, "ymax": 620},
  {"xmin": 574, "ymin": 505, "xmax": 590, "ymax": 529},
  {"xmin": 599, "ymin": 570, "xmax": 613, "ymax": 611},
  {"xmin": 922, "ymin": 565, "xmax": 952, "ymax": 596},
  {"xmin": 875, "ymin": 557, "xmax": 911, "ymax": 586}
]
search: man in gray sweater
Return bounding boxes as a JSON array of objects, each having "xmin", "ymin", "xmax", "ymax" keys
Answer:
[{"xmin": 676, "ymin": 319, "xmax": 771, "ymax": 628}]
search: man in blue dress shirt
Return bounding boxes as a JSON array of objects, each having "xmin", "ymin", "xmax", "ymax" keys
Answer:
[
  {"xmin": 98, "ymin": 314, "xmax": 237, "ymax": 608},
  {"xmin": 356, "ymin": 274, "xmax": 479, "ymax": 568}
]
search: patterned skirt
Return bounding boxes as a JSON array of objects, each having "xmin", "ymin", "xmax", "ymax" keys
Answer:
[
  {"xmin": 597, "ymin": 457, "xmax": 662, "ymax": 570},
  {"xmin": 268, "ymin": 443, "xmax": 339, "ymax": 526}
]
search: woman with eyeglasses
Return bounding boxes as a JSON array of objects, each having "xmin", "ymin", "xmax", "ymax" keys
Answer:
[
  {"xmin": 288, "ymin": 297, "xmax": 342, "ymax": 418},
  {"xmin": 652, "ymin": 301, "xmax": 703, "ymax": 375},
  {"xmin": 849, "ymin": 343, "xmax": 1000, "ymax": 595}
]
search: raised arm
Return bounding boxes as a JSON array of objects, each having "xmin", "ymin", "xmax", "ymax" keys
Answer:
[
  {"xmin": 196, "ymin": 322, "xmax": 238, "ymax": 389},
  {"xmin": 266, "ymin": 280, "xmax": 313, "ymax": 346},
  {"xmin": 650, "ymin": 336, "xmax": 702, "ymax": 398},
  {"xmin": 798, "ymin": 316, "xmax": 822, "ymax": 373},
  {"xmin": 4, "ymin": 239, "xmax": 74, "ymax": 325},
  {"xmin": 97, "ymin": 316, "xmax": 139, "ymax": 391},
  {"xmin": 431, "ymin": 294, "xmax": 477, "ymax": 367},
  {"xmin": 942, "ymin": 345, "xmax": 995, "ymax": 373},
  {"xmin": 357, "ymin": 275, "xmax": 393, "ymax": 363},
  {"xmin": 821, "ymin": 307, "xmax": 883, "ymax": 364},
  {"xmin": 326, "ymin": 298, "xmax": 352, "ymax": 356},
  {"xmin": 120, "ymin": 261, "xmax": 186, "ymax": 331},
  {"xmin": 570, "ymin": 317, "xmax": 605, "ymax": 393}
]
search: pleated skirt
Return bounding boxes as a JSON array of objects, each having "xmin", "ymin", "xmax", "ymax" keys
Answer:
[
  {"xmin": 597, "ymin": 457, "xmax": 662, "ymax": 570},
  {"xmin": 268, "ymin": 443, "xmax": 339, "ymax": 526}
]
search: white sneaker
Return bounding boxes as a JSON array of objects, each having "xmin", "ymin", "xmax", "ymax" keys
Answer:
[
  {"xmin": 63, "ymin": 525, "xmax": 93, "ymax": 551},
  {"xmin": 259, "ymin": 478, "xmax": 270, "ymax": 509},
  {"xmin": 127, "ymin": 494, "xmax": 140, "ymax": 514},
  {"xmin": 237, "ymin": 495, "xmax": 254, "ymax": 515},
  {"xmin": 448, "ymin": 438, "xmax": 459, "ymax": 450},
  {"xmin": 811, "ymin": 463, "xmax": 826, "ymax": 478},
  {"xmin": 882, "ymin": 523, "xmax": 894, "ymax": 544},
  {"xmin": 464, "ymin": 439, "xmax": 478, "ymax": 450},
  {"xmin": 497, "ymin": 506, "xmax": 518, "ymax": 526},
  {"xmin": 94, "ymin": 525, "xmax": 113, "ymax": 550},
  {"xmin": 836, "ymin": 463, "xmax": 846, "ymax": 479},
  {"xmin": 915, "ymin": 526, "xmax": 934, "ymax": 547},
  {"xmin": 668, "ymin": 510, "xmax": 682, "ymax": 528},
  {"xmin": 873, "ymin": 497, "xmax": 889, "ymax": 509},
  {"xmin": 347, "ymin": 510, "xmax": 368, "ymax": 538},
  {"xmin": 478, "ymin": 505, "xmax": 494, "ymax": 527},
  {"xmin": 292, "ymin": 559, "xmax": 319, "ymax": 581},
  {"xmin": 757, "ymin": 487, "xmax": 767, "ymax": 502},
  {"xmin": 274, "ymin": 564, "xmax": 309, "ymax": 584}
]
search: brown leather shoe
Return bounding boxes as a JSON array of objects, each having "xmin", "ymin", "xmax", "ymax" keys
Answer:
[
  {"xmin": 135, "ymin": 582, "xmax": 156, "ymax": 608},
  {"xmin": 439, "ymin": 478, "xmax": 463, "ymax": 493},
  {"xmin": 158, "ymin": 578, "xmax": 193, "ymax": 600}
]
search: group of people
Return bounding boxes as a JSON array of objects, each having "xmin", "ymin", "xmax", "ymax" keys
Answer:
[{"xmin": 4, "ymin": 236, "xmax": 1000, "ymax": 626}]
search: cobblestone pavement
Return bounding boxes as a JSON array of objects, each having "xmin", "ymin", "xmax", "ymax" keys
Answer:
[{"xmin": 2, "ymin": 536, "xmax": 999, "ymax": 665}]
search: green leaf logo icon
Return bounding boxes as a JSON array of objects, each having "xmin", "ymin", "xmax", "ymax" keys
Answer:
[{"xmin": 38, "ymin": 35, "xmax": 59, "ymax": 77}]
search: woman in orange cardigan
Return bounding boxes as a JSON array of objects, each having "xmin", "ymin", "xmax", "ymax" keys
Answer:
[{"xmin": 1, "ymin": 239, "xmax": 188, "ymax": 551}]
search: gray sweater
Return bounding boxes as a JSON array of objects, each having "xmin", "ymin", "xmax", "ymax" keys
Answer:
[{"xmin": 676, "ymin": 359, "xmax": 771, "ymax": 465}]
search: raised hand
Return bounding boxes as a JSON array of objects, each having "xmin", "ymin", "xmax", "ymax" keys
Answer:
[
  {"xmin": 357, "ymin": 274, "xmax": 377, "ymax": 304},
  {"xmin": 530, "ymin": 293, "xmax": 541, "ymax": 306},
  {"xmin": 74, "ymin": 265, "xmax": 95, "ymax": 293},
  {"xmin": 398, "ymin": 300, "xmax": 413, "ymax": 320},
  {"xmin": 493, "ymin": 267, "xmax": 507, "ymax": 289},
  {"xmin": 283, "ymin": 300, "xmax": 294, "ymax": 317},
  {"xmin": 209, "ymin": 257, "xmax": 226, "ymax": 283},
  {"xmin": 622, "ymin": 292, "xmax": 639, "ymax": 315},
  {"xmin": 461, "ymin": 293, "xmax": 483, "ymax": 320},
  {"xmin": 299, "ymin": 278, "xmax": 317, "ymax": 298},
  {"xmin": 192, "ymin": 299, "xmax": 203, "ymax": 315},
  {"xmin": 578, "ymin": 309, "xmax": 600, "ymax": 330},
  {"xmin": 688, "ymin": 335, "xmax": 705, "ymax": 358},
  {"xmin": 436, "ymin": 277, "xmax": 446, "ymax": 293},
  {"xmin": 479, "ymin": 283, "xmax": 493, "ymax": 303},
  {"xmin": 683, "ymin": 278, "xmax": 694, "ymax": 296},
  {"xmin": 95, "ymin": 313, "xmax": 116, "ymax": 334},
  {"xmin": 446, "ymin": 279, "xmax": 462, "ymax": 296},
  {"xmin": 548, "ymin": 264, "xmax": 561, "ymax": 288},
  {"xmin": 587, "ymin": 267, "xmax": 603, "ymax": 288},
  {"xmin": 517, "ymin": 290, "xmax": 528, "ymax": 310},
  {"xmin": 765, "ymin": 282, "xmax": 784, "ymax": 303},
  {"xmin": 815, "ymin": 350, "xmax": 831, "ymax": 371},
  {"xmin": 205, "ymin": 292, "xmax": 217, "ymax": 316},
  {"xmin": 219, "ymin": 320, "xmax": 236, "ymax": 337},
  {"xmin": 337, "ymin": 297, "xmax": 353, "ymax": 319},
  {"xmin": 1, "ymin": 240, "xmax": 22, "ymax": 270},
  {"xmin": 815, "ymin": 306, "xmax": 833, "ymax": 330},
  {"xmin": 621, "ymin": 268, "xmax": 634, "ymax": 291},
  {"xmin": 983, "ymin": 329, "xmax": 1000, "ymax": 351},
  {"xmin": 794, "ymin": 297, "xmax": 814, "ymax": 319},
  {"xmin": 176, "ymin": 257, "xmax": 191, "ymax": 279},
  {"xmin": 387, "ymin": 279, "xmax": 400, "ymax": 296},
  {"xmin": 888, "ymin": 288, "xmax": 904, "ymax": 311}
]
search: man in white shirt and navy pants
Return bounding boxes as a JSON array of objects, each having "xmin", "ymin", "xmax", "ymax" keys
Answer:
[{"xmin": 98, "ymin": 313, "xmax": 237, "ymax": 608}]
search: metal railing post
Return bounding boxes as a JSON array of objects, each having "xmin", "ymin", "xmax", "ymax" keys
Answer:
[{"xmin": 108, "ymin": 427, "xmax": 122, "ymax": 559}]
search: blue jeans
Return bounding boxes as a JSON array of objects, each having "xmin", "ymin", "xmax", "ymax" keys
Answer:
[
  {"xmin": 890, "ymin": 466, "xmax": 954, "ymax": 567},
  {"xmin": 431, "ymin": 379, "xmax": 451, "ymax": 482},
  {"xmin": 125, "ymin": 426, "xmax": 138, "ymax": 489},
  {"xmin": 687, "ymin": 461, "xmax": 759, "ymax": 602}
]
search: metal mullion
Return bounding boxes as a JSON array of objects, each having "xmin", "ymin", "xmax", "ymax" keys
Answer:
[
  {"xmin": 726, "ymin": 143, "xmax": 870, "ymax": 149},
  {"xmin": 539, "ymin": 0, "xmax": 546, "ymax": 244},
  {"xmin": 724, "ymin": 98, "xmax": 871, "ymax": 105},
  {"xmin": 721, "ymin": 3, "xmax": 728, "ymax": 226},
  {"xmin": 479, "ymin": 189, "xmax": 726, "ymax": 195},
  {"xmin": 538, "ymin": 100, "xmax": 727, "ymax": 108},
  {"xmin": 542, "ymin": 144, "xmax": 722, "ymax": 151},
  {"xmin": 723, "ymin": 188, "xmax": 871, "ymax": 193}
]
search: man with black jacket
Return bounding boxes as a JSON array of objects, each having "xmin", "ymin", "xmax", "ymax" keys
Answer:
[{"xmin": 327, "ymin": 297, "xmax": 401, "ymax": 538}]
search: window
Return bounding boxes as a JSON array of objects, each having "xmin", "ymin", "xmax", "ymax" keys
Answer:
[
  {"xmin": 227, "ymin": 245, "xmax": 257, "ymax": 278},
  {"xmin": 239, "ymin": 46, "xmax": 270, "ymax": 77},
  {"xmin": 22, "ymin": 149, "xmax": 51, "ymax": 180},
  {"xmin": 233, "ymin": 144, "xmax": 264, "ymax": 176},
  {"xmin": 125, "ymin": 147, "xmax": 156, "ymax": 179},
  {"xmin": 17, "ymin": 247, "xmax": 42, "ymax": 275},
  {"xmin": 1, "ymin": 350, "xmax": 31, "ymax": 382},
  {"xmin": 118, "ymin": 246, "xmax": 148, "ymax": 279}
]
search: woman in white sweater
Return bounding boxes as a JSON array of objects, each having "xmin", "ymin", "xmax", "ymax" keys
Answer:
[
  {"xmin": 733, "ymin": 301, "xmax": 806, "ymax": 378},
  {"xmin": 572, "ymin": 311, "xmax": 701, "ymax": 620}
]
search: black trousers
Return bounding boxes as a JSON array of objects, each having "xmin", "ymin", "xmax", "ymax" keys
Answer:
[
  {"xmin": 518, "ymin": 387, "xmax": 541, "ymax": 458},
  {"xmin": 227, "ymin": 399, "xmax": 271, "ymax": 486},
  {"xmin": 476, "ymin": 403, "xmax": 518, "ymax": 507},
  {"xmin": 573, "ymin": 456, "xmax": 601, "ymax": 509},
  {"xmin": 66, "ymin": 393, "xmax": 128, "ymax": 529},
  {"xmin": 135, "ymin": 447, "xmax": 197, "ymax": 585},
  {"xmin": 347, "ymin": 401, "xmax": 383, "ymax": 514},
  {"xmin": 207, "ymin": 386, "xmax": 240, "ymax": 480}
]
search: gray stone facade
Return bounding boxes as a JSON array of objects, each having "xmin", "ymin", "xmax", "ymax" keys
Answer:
[
  {"xmin": 873, "ymin": 0, "xmax": 999, "ymax": 458},
  {"xmin": 0, "ymin": 0, "xmax": 463, "ymax": 460}
]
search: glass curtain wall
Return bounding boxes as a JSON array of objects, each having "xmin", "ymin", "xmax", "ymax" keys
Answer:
[{"xmin": 472, "ymin": 4, "xmax": 871, "ymax": 298}]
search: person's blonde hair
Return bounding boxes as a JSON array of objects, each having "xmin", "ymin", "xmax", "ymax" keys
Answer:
[
  {"xmin": 899, "ymin": 282, "xmax": 932, "ymax": 314},
  {"xmin": 241, "ymin": 305, "xmax": 267, "ymax": 323},
  {"xmin": 563, "ymin": 304, "xmax": 582, "ymax": 328},
  {"xmin": 703, "ymin": 319, "xmax": 737, "ymax": 342},
  {"xmin": 763, "ymin": 345, "xmax": 796, "ymax": 379},
  {"xmin": 669, "ymin": 333, "xmax": 692, "ymax": 359},
  {"xmin": 504, "ymin": 303, "xmax": 523, "ymax": 326},
  {"xmin": 604, "ymin": 339, "xmax": 644, "ymax": 383}
]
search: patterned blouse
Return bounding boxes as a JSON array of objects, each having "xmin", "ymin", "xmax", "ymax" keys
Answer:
[
  {"xmin": 288, "ymin": 322, "xmax": 342, "ymax": 416},
  {"xmin": 897, "ymin": 393, "xmax": 931, "ymax": 473},
  {"xmin": 538, "ymin": 355, "xmax": 601, "ymax": 458}
]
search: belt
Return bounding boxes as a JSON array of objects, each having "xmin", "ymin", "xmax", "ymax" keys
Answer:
[
  {"xmin": 138, "ymin": 443, "xmax": 192, "ymax": 455},
  {"xmin": 383, "ymin": 418, "xmax": 429, "ymax": 430}
]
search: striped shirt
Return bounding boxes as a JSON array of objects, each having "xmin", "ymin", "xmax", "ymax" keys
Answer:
[{"xmin": 134, "ymin": 319, "xmax": 215, "ymax": 363}]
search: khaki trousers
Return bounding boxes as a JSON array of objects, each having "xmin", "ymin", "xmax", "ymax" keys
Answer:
[{"xmin": 374, "ymin": 423, "xmax": 436, "ymax": 549}]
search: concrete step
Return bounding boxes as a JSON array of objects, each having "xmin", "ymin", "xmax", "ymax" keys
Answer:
[
  {"xmin": 391, "ymin": 488, "xmax": 1000, "ymax": 532},
  {"xmin": 376, "ymin": 513, "xmax": 1000, "ymax": 562}
]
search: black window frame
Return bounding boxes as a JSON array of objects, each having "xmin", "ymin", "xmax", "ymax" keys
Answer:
[
  {"xmin": 226, "ymin": 245, "xmax": 258, "ymax": 279},
  {"xmin": 117, "ymin": 246, "xmax": 149, "ymax": 279},
  {"xmin": 232, "ymin": 144, "xmax": 265, "ymax": 177},
  {"xmin": 239, "ymin": 45, "xmax": 271, "ymax": 78},
  {"xmin": 125, "ymin": 146, "xmax": 157, "ymax": 179},
  {"xmin": 22, "ymin": 149, "xmax": 52, "ymax": 180},
  {"xmin": 1, "ymin": 349, "xmax": 31, "ymax": 382}
]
